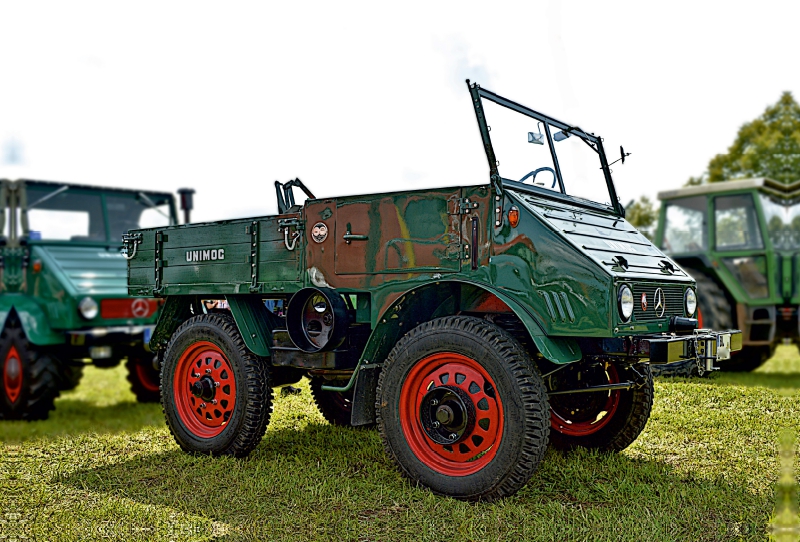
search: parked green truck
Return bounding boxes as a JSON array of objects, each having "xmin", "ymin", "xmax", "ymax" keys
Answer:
[
  {"xmin": 655, "ymin": 178, "xmax": 799, "ymax": 373},
  {"xmin": 125, "ymin": 82, "xmax": 741, "ymax": 500},
  {"xmin": 0, "ymin": 179, "xmax": 185, "ymax": 420}
]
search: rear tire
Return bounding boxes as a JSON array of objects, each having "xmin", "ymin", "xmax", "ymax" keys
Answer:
[
  {"xmin": 376, "ymin": 316, "xmax": 550, "ymax": 501},
  {"xmin": 309, "ymin": 377, "xmax": 365, "ymax": 427},
  {"xmin": 549, "ymin": 361, "xmax": 653, "ymax": 451},
  {"xmin": 0, "ymin": 323, "xmax": 60, "ymax": 421},
  {"xmin": 126, "ymin": 352, "xmax": 161, "ymax": 403},
  {"xmin": 651, "ymin": 269, "xmax": 732, "ymax": 378},
  {"xmin": 58, "ymin": 363, "xmax": 84, "ymax": 392},
  {"xmin": 161, "ymin": 313, "xmax": 272, "ymax": 457}
]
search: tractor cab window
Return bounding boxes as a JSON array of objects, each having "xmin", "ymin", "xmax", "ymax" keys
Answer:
[
  {"xmin": 662, "ymin": 196, "xmax": 707, "ymax": 254},
  {"xmin": 714, "ymin": 194, "xmax": 764, "ymax": 251},
  {"xmin": 759, "ymin": 194, "xmax": 800, "ymax": 249}
]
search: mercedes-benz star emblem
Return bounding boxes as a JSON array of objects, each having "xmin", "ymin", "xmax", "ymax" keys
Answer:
[
  {"xmin": 641, "ymin": 292, "xmax": 648, "ymax": 312},
  {"xmin": 653, "ymin": 288, "xmax": 665, "ymax": 318},
  {"xmin": 131, "ymin": 298, "xmax": 150, "ymax": 318}
]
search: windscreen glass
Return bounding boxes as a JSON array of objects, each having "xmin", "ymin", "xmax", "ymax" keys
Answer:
[
  {"xmin": 714, "ymin": 194, "xmax": 764, "ymax": 251},
  {"xmin": 482, "ymin": 99, "xmax": 612, "ymax": 207},
  {"xmin": 662, "ymin": 196, "xmax": 707, "ymax": 254},
  {"xmin": 106, "ymin": 195, "xmax": 172, "ymax": 241},
  {"xmin": 26, "ymin": 187, "xmax": 104, "ymax": 241},
  {"xmin": 759, "ymin": 194, "xmax": 800, "ymax": 249}
]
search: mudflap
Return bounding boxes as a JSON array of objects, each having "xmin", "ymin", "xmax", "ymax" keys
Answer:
[{"xmin": 350, "ymin": 364, "xmax": 381, "ymax": 426}]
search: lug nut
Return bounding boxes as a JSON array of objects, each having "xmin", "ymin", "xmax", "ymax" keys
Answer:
[
  {"xmin": 206, "ymin": 369, "xmax": 212, "ymax": 374},
  {"xmin": 192, "ymin": 373, "xmax": 200, "ymax": 378},
  {"xmin": 449, "ymin": 433, "xmax": 458, "ymax": 441},
  {"xmin": 430, "ymin": 399, "xmax": 439, "ymax": 406},
  {"xmin": 200, "ymin": 402, "xmax": 207, "ymax": 408},
  {"xmin": 212, "ymin": 399, "xmax": 217, "ymax": 405},
  {"xmin": 432, "ymin": 421, "xmax": 440, "ymax": 428},
  {"xmin": 214, "ymin": 381, "xmax": 220, "ymax": 387}
]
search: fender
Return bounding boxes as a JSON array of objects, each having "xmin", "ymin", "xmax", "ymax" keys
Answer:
[
  {"xmin": 361, "ymin": 279, "xmax": 581, "ymax": 370},
  {"xmin": 226, "ymin": 295, "xmax": 281, "ymax": 357},
  {"xmin": 0, "ymin": 297, "xmax": 63, "ymax": 345}
]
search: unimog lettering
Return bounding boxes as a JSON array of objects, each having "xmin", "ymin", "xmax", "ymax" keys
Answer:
[
  {"xmin": 126, "ymin": 81, "xmax": 742, "ymax": 501},
  {"xmin": 185, "ymin": 248, "xmax": 225, "ymax": 262}
]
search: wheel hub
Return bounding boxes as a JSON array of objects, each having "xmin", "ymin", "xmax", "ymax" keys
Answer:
[
  {"xmin": 420, "ymin": 385, "xmax": 475, "ymax": 444},
  {"xmin": 191, "ymin": 376, "xmax": 216, "ymax": 401}
]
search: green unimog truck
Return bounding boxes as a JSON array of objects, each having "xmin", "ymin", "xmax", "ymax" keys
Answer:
[
  {"xmin": 0, "ymin": 179, "xmax": 186, "ymax": 420},
  {"xmin": 655, "ymin": 178, "xmax": 799, "ymax": 373},
  {"xmin": 125, "ymin": 81, "xmax": 741, "ymax": 501}
]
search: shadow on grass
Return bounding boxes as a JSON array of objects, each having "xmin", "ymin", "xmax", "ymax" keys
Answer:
[
  {"xmin": 53, "ymin": 423, "xmax": 769, "ymax": 541},
  {"xmin": 0, "ymin": 399, "xmax": 164, "ymax": 442}
]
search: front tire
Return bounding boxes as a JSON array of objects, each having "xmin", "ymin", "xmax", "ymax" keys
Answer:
[
  {"xmin": 161, "ymin": 313, "xmax": 272, "ymax": 457},
  {"xmin": 126, "ymin": 352, "xmax": 161, "ymax": 403},
  {"xmin": 549, "ymin": 361, "xmax": 653, "ymax": 451},
  {"xmin": 376, "ymin": 316, "xmax": 550, "ymax": 501},
  {"xmin": 0, "ymin": 323, "xmax": 60, "ymax": 420}
]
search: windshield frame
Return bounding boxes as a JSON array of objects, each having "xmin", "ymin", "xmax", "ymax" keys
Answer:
[{"xmin": 468, "ymin": 81, "xmax": 623, "ymax": 216}]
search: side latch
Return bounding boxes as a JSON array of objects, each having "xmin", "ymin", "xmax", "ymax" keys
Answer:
[
  {"xmin": 249, "ymin": 221, "xmax": 259, "ymax": 292},
  {"xmin": 278, "ymin": 218, "xmax": 303, "ymax": 251},
  {"xmin": 450, "ymin": 197, "xmax": 479, "ymax": 215},
  {"xmin": 122, "ymin": 232, "xmax": 142, "ymax": 260}
]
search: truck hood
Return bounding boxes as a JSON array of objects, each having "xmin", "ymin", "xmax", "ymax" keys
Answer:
[
  {"xmin": 34, "ymin": 245, "xmax": 129, "ymax": 297},
  {"xmin": 509, "ymin": 189, "xmax": 692, "ymax": 282}
]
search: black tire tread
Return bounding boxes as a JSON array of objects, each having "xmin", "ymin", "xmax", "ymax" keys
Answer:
[
  {"xmin": 126, "ymin": 355, "xmax": 161, "ymax": 403},
  {"xmin": 376, "ymin": 315, "xmax": 549, "ymax": 501},
  {"xmin": 161, "ymin": 313, "xmax": 272, "ymax": 457},
  {"xmin": 309, "ymin": 377, "xmax": 357, "ymax": 427},
  {"xmin": 0, "ymin": 325, "xmax": 60, "ymax": 421}
]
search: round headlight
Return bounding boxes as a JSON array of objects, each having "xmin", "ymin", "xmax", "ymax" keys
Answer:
[
  {"xmin": 618, "ymin": 285, "xmax": 634, "ymax": 322},
  {"xmin": 685, "ymin": 288, "xmax": 697, "ymax": 317},
  {"xmin": 78, "ymin": 297, "xmax": 99, "ymax": 320}
]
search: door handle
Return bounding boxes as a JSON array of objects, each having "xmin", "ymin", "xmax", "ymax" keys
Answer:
[{"xmin": 343, "ymin": 232, "xmax": 369, "ymax": 244}]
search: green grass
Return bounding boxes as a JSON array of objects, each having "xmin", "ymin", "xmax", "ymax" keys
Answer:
[{"xmin": 2, "ymin": 347, "xmax": 798, "ymax": 541}]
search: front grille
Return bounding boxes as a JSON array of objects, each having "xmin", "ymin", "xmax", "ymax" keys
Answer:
[{"xmin": 632, "ymin": 283, "xmax": 685, "ymax": 321}]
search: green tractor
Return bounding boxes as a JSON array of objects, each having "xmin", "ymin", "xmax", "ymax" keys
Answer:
[
  {"xmin": 125, "ymin": 81, "xmax": 740, "ymax": 500},
  {"xmin": 0, "ymin": 179, "xmax": 191, "ymax": 420},
  {"xmin": 654, "ymin": 178, "xmax": 799, "ymax": 374}
]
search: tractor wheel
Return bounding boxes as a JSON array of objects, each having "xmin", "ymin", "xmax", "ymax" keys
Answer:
[
  {"xmin": 309, "ymin": 377, "xmax": 365, "ymax": 427},
  {"xmin": 58, "ymin": 363, "xmax": 84, "ymax": 392},
  {"xmin": 0, "ymin": 323, "xmax": 60, "ymax": 420},
  {"xmin": 651, "ymin": 269, "xmax": 732, "ymax": 378},
  {"xmin": 376, "ymin": 316, "xmax": 550, "ymax": 501},
  {"xmin": 549, "ymin": 361, "xmax": 653, "ymax": 451},
  {"xmin": 161, "ymin": 313, "xmax": 272, "ymax": 457},
  {"xmin": 126, "ymin": 352, "xmax": 161, "ymax": 403}
]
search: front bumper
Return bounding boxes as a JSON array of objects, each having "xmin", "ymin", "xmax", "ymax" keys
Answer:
[
  {"xmin": 636, "ymin": 329, "xmax": 743, "ymax": 372},
  {"xmin": 65, "ymin": 325, "xmax": 155, "ymax": 361}
]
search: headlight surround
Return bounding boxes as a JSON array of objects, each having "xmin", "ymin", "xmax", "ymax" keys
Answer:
[
  {"xmin": 78, "ymin": 297, "xmax": 99, "ymax": 320},
  {"xmin": 618, "ymin": 284, "xmax": 634, "ymax": 322},
  {"xmin": 685, "ymin": 288, "xmax": 697, "ymax": 317}
]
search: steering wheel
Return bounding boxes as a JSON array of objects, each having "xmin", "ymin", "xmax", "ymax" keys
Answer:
[{"xmin": 518, "ymin": 167, "xmax": 557, "ymax": 188}]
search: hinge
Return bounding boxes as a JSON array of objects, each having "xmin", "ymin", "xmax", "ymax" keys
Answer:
[
  {"xmin": 250, "ymin": 221, "xmax": 260, "ymax": 292},
  {"xmin": 450, "ymin": 197, "xmax": 479, "ymax": 215}
]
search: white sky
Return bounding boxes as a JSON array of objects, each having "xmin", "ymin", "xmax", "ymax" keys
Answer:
[{"xmin": 1, "ymin": 1, "xmax": 798, "ymax": 222}]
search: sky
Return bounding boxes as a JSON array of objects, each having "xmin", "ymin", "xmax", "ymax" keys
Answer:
[{"xmin": 1, "ymin": 1, "xmax": 799, "ymax": 223}]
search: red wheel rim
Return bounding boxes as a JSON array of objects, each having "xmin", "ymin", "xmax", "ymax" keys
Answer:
[
  {"xmin": 174, "ymin": 341, "xmax": 236, "ymax": 438},
  {"xmin": 550, "ymin": 363, "xmax": 621, "ymax": 437},
  {"xmin": 3, "ymin": 346, "xmax": 22, "ymax": 404},
  {"xmin": 399, "ymin": 352, "xmax": 503, "ymax": 477},
  {"xmin": 135, "ymin": 362, "xmax": 160, "ymax": 392}
]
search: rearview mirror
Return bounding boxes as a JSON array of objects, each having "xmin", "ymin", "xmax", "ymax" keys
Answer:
[{"xmin": 528, "ymin": 131, "xmax": 544, "ymax": 145}]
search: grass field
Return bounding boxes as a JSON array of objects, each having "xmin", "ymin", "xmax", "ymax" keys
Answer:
[{"xmin": 2, "ymin": 347, "xmax": 799, "ymax": 541}]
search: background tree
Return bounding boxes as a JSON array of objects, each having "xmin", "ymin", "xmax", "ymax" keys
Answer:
[
  {"xmin": 706, "ymin": 91, "xmax": 800, "ymax": 185},
  {"xmin": 625, "ymin": 195, "xmax": 657, "ymax": 238}
]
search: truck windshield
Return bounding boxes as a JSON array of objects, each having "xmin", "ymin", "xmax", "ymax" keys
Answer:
[
  {"xmin": 482, "ymin": 99, "xmax": 613, "ymax": 207},
  {"xmin": 24, "ymin": 185, "xmax": 172, "ymax": 242},
  {"xmin": 759, "ymin": 194, "xmax": 800, "ymax": 249}
]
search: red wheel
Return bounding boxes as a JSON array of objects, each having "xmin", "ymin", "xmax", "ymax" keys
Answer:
[
  {"xmin": 550, "ymin": 362, "xmax": 621, "ymax": 437},
  {"xmin": 377, "ymin": 316, "xmax": 550, "ymax": 501},
  {"xmin": 3, "ymin": 346, "xmax": 22, "ymax": 404},
  {"xmin": 173, "ymin": 341, "xmax": 237, "ymax": 438},
  {"xmin": 548, "ymin": 360, "xmax": 654, "ymax": 451},
  {"xmin": 126, "ymin": 352, "xmax": 161, "ymax": 403},
  {"xmin": 399, "ymin": 353, "xmax": 502, "ymax": 476},
  {"xmin": 161, "ymin": 313, "xmax": 271, "ymax": 457}
]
